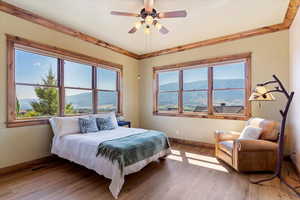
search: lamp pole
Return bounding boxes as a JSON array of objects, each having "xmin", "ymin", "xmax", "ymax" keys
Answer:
[{"xmin": 250, "ymin": 75, "xmax": 299, "ymax": 196}]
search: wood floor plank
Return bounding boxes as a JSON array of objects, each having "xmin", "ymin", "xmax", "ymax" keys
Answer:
[{"xmin": 0, "ymin": 143, "xmax": 299, "ymax": 200}]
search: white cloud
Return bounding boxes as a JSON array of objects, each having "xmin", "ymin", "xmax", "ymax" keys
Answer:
[{"xmin": 33, "ymin": 62, "xmax": 41, "ymax": 67}]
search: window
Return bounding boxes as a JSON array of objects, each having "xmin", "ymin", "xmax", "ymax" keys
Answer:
[
  {"xmin": 158, "ymin": 71, "xmax": 179, "ymax": 112},
  {"xmin": 7, "ymin": 35, "xmax": 123, "ymax": 127},
  {"xmin": 15, "ymin": 50, "xmax": 59, "ymax": 119},
  {"xmin": 97, "ymin": 68, "xmax": 118, "ymax": 112},
  {"xmin": 213, "ymin": 62, "xmax": 245, "ymax": 114},
  {"xmin": 153, "ymin": 53, "xmax": 251, "ymax": 120},
  {"xmin": 183, "ymin": 67, "xmax": 208, "ymax": 113},
  {"xmin": 64, "ymin": 61, "xmax": 93, "ymax": 115}
]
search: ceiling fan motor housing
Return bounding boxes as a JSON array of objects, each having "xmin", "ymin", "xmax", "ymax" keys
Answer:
[{"xmin": 140, "ymin": 8, "xmax": 157, "ymax": 19}]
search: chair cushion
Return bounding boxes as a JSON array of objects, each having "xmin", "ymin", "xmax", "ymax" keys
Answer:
[
  {"xmin": 246, "ymin": 118, "xmax": 279, "ymax": 141},
  {"xmin": 219, "ymin": 141, "xmax": 234, "ymax": 156},
  {"xmin": 239, "ymin": 126, "xmax": 262, "ymax": 140}
]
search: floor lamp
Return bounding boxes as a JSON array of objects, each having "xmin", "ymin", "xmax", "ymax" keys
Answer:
[{"xmin": 249, "ymin": 74, "xmax": 299, "ymax": 196}]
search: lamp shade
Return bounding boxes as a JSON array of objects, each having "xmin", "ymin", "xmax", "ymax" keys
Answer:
[{"xmin": 249, "ymin": 86, "xmax": 275, "ymax": 101}]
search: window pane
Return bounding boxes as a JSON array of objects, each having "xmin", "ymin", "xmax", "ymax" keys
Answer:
[
  {"xmin": 64, "ymin": 61, "xmax": 92, "ymax": 88},
  {"xmin": 183, "ymin": 67, "xmax": 208, "ymax": 90},
  {"xmin": 158, "ymin": 92, "xmax": 178, "ymax": 111},
  {"xmin": 183, "ymin": 91, "xmax": 208, "ymax": 112},
  {"xmin": 159, "ymin": 71, "xmax": 179, "ymax": 91},
  {"xmin": 98, "ymin": 91, "xmax": 117, "ymax": 112},
  {"xmin": 15, "ymin": 49, "xmax": 58, "ymax": 85},
  {"xmin": 213, "ymin": 62, "xmax": 245, "ymax": 89},
  {"xmin": 97, "ymin": 68, "xmax": 117, "ymax": 90},
  {"xmin": 16, "ymin": 85, "xmax": 59, "ymax": 119},
  {"xmin": 65, "ymin": 89, "xmax": 92, "ymax": 114},
  {"xmin": 213, "ymin": 90, "xmax": 245, "ymax": 114}
]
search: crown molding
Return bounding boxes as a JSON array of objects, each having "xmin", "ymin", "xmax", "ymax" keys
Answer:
[
  {"xmin": 0, "ymin": 0, "xmax": 299, "ymax": 60},
  {"xmin": 0, "ymin": 1, "xmax": 139, "ymax": 59}
]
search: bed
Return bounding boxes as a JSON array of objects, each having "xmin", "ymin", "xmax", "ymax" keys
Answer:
[{"xmin": 50, "ymin": 121, "xmax": 171, "ymax": 199}]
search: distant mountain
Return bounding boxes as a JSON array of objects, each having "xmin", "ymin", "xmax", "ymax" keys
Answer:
[
  {"xmin": 160, "ymin": 79, "xmax": 244, "ymax": 91},
  {"xmin": 65, "ymin": 92, "xmax": 116, "ymax": 108},
  {"xmin": 19, "ymin": 79, "xmax": 244, "ymax": 111},
  {"xmin": 159, "ymin": 79, "xmax": 244, "ymax": 107},
  {"xmin": 19, "ymin": 98, "xmax": 35, "ymax": 110},
  {"xmin": 19, "ymin": 92, "xmax": 116, "ymax": 111}
]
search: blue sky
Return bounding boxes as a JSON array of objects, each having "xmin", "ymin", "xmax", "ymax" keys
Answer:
[
  {"xmin": 15, "ymin": 49, "xmax": 116, "ymax": 99},
  {"xmin": 159, "ymin": 62, "xmax": 245, "ymax": 86},
  {"xmin": 15, "ymin": 49, "xmax": 244, "ymax": 100}
]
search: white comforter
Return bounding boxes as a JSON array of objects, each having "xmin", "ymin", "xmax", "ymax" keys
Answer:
[{"xmin": 51, "ymin": 127, "xmax": 170, "ymax": 198}]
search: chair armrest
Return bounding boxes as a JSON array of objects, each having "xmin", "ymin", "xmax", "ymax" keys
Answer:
[
  {"xmin": 215, "ymin": 130, "xmax": 240, "ymax": 142},
  {"xmin": 235, "ymin": 139, "xmax": 278, "ymax": 152}
]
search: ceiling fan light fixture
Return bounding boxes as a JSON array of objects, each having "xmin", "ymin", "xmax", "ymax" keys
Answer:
[
  {"xmin": 155, "ymin": 22, "xmax": 162, "ymax": 31},
  {"xmin": 145, "ymin": 15, "xmax": 154, "ymax": 25},
  {"xmin": 144, "ymin": 26, "xmax": 151, "ymax": 34},
  {"xmin": 111, "ymin": 0, "xmax": 187, "ymax": 35},
  {"xmin": 134, "ymin": 21, "xmax": 142, "ymax": 29}
]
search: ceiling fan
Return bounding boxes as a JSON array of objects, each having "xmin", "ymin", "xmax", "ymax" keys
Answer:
[{"xmin": 110, "ymin": 0, "xmax": 187, "ymax": 35}]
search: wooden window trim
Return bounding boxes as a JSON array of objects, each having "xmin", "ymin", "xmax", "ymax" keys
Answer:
[
  {"xmin": 7, "ymin": 34, "xmax": 123, "ymax": 128},
  {"xmin": 153, "ymin": 53, "xmax": 252, "ymax": 121}
]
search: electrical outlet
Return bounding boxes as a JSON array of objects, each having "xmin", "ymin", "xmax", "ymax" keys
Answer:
[{"xmin": 175, "ymin": 130, "xmax": 180, "ymax": 135}]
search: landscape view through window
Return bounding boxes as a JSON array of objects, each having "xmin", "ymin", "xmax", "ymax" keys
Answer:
[
  {"xmin": 15, "ymin": 49, "xmax": 118, "ymax": 119},
  {"xmin": 158, "ymin": 62, "xmax": 245, "ymax": 114}
]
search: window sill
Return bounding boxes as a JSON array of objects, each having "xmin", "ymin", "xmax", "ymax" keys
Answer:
[
  {"xmin": 7, "ymin": 119, "xmax": 49, "ymax": 128},
  {"xmin": 153, "ymin": 112, "xmax": 250, "ymax": 121},
  {"xmin": 7, "ymin": 112, "xmax": 124, "ymax": 128}
]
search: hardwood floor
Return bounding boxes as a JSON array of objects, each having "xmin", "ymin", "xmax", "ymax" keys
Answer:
[{"xmin": 1, "ymin": 143, "xmax": 300, "ymax": 200}]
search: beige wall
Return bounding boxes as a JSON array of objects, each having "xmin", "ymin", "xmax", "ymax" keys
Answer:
[
  {"xmin": 289, "ymin": 10, "xmax": 300, "ymax": 171},
  {"xmin": 0, "ymin": 10, "xmax": 292, "ymax": 169},
  {"xmin": 139, "ymin": 31, "xmax": 289, "ymax": 144},
  {"xmin": 0, "ymin": 12, "xmax": 140, "ymax": 168}
]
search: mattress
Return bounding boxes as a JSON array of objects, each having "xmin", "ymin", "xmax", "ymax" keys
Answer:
[{"xmin": 51, "ymin": 127, "xmax": 170, "ymax": 198}]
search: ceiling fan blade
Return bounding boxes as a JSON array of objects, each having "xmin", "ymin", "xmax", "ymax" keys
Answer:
[
  {"xmin": 128, "ymin": 27, "xmax": 138, "ymax": 34},
  {"xmin": 111, "ymin": 11, "xmax": 140, "ymax": 17},
  {"xmin": 159, "ymin": 26, "xmax": 169, "ymax": 35},
  {"xmin": 144, "ymin": 0, "xmax": 154, "ymax": 13},
  {"xmin": 158, "ymin": 10, "xmax": 187, "ymax": 18}
]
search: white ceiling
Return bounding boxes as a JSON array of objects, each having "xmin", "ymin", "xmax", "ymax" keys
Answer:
[{"xmin": 3, "ymin": 0, "xmax": 290, "ymax": 54}]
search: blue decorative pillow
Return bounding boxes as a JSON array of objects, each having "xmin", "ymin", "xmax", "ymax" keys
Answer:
[
  {"xmin": 78, "ymin": 117, "xmax": 99, "ymax": 133},
  {"xmin": 96, "ymin": 116, "xmax": 118, "ymax": 131}
]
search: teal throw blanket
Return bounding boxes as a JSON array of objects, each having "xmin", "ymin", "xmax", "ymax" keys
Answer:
[{"xmin": 96, "ymin": 130, "xmax": 170, "ymax": 174}]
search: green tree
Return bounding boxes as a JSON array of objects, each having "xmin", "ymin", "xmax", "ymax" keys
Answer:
[
  {"xmin": 65, "ymin": 102, "xmax": 75, "ymax": 114},
  {"xmin": 29, "ymin": 68, "xmax": 74, "ymax": 116},
  {"xmin": 16, "ymin": 98, "xmax": 20, "ymax": 114},
  {"xmin": 31, "ymin": 68, "xmax": 58, "ymax": 116}
]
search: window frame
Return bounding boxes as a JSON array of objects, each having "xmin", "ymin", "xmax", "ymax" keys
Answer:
[
  {"xmin": 7, "ymin": 34, "xmax": 123, "ymax": 128},
  {"xmin": 153, "ymin": 53, "xmax": 252, "ymax": 120},
  {"xmin": 157, "ymin": 70, "xmax": 180, "ymax": 113}
]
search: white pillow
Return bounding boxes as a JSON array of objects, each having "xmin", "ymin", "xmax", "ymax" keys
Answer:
[
  {"xmin": 49, "ymin": 115, "xmax": 89, "ymax": 136},
  {"xmin": 239, "ymin": 126, "xmax": 262, "ymax": 140},
  {"xmin": 91, "ymin": 112, "xmax": 118, "ymax": 128}
]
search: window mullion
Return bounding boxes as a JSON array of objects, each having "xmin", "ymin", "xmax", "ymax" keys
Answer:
[
  {"xmin": 154, "ymin": 72, "xmax": 159, "ymax": 113},
  {"xmin": 92, "ymin": 66, "xmax": 97, "ymax": 114},
  {"xmin": 179, "ymin": 70, "xmax": 183, "ymax": 113},
  {"xmin": 58, "ymin": 59, "xmax": 65, "ymax": 117},
  {"xmin": 116, "ymin": 71, "xmax": 121, "ymax": 114},
  {"xmin": 208, "ymin": 67, "xmax": 213, "ymax": 115}
]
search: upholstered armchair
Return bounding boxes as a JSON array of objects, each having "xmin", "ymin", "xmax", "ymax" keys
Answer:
[{"xmin": 215, "ymin": 118, "xmax": 279, "ymax": 172}]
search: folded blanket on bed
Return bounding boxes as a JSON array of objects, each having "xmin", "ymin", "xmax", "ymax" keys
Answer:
[{"xmin": 96, "ymin": 130, "xmax": 170, "ymax": 174}]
